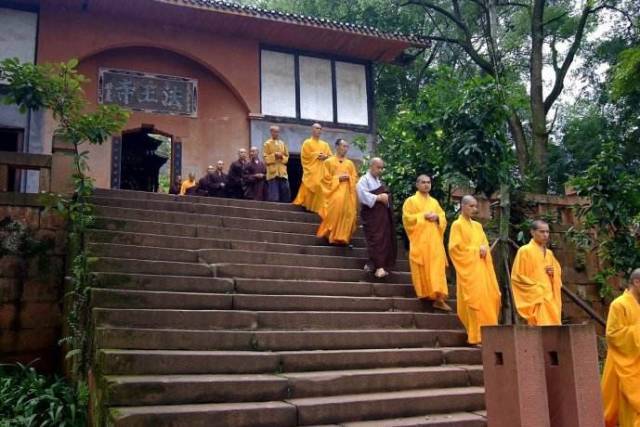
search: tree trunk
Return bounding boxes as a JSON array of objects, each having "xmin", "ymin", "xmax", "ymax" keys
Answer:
[
  {"xmin": 529, "ymin": 0, "xmax": 548, "ymax": 192},
  {"xmin": 507, "ymin": 112, "xmax": 529, "ymax": 177},
  {"xmin": 497, "ymin": 184, "xmax": 516, "ymax": 324}
]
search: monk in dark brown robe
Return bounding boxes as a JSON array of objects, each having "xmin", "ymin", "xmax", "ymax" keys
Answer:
[
  {"xmin": 169, "ymin": 174, "xmax": 181, "ymax": 195},
  {"xmin": 243, "ymin": 146, "xmax": 267, "ymax": 201},
  {"xmin": 356, "ymin": 157, "xmax": 397, "ymax": 278},
  {"xmin": 197, "ymin": 161, "xmax": 227, "ymax": 198},
  {"xmin": 227, "ymin": 148, "xmax": 248, "ymax": 199}
]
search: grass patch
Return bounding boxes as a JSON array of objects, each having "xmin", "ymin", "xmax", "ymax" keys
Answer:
[{"xmin": 0, "ymin": 363, "xmax": 87, "ymax": 427}]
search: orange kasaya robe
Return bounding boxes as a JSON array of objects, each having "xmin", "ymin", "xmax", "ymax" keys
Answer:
[
  {"xmin": 293, "ymin": 137, "xmax": 333, "ymax": 214},
  {"xmin": 601, "ymin": 290, "xmax": 640, "ymax": 427},
  {"xmin": 316, "ymin": 156, "xmax": 358, "ymax": 245},
  {"xmin": 179, "ymin": 179, "xmax": 196, "ymax": 195},
  {"xmin": 510, "ymin": 241, "xmax": 562, "ymax": 326},
  {"xmin": 448, "ymin": 216, "xmax": 501, "ymax": 344},
  {"xmin": 402, "ymin": 192, "xmax": 448, "ymax": 300}
]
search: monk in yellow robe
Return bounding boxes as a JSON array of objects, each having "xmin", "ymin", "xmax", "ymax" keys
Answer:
[
  {"xmin": 602, "ymin": 268, "xmax": 640, "ymax": 427},
  {"xmin": 179, "ymin": 173, "xmax": 197, "ymax": 196},
  {"xmin": 402, "ymin": 175, "xmax": 451, "ymax": 311},
  {"xmin": 510, "ymin": 220, "xmax": 562, "ymax": 325},
  {"xmin": 316, "ymin": 139, "xmax": 358, "ymax": 245},
  {"xmin": 293, "ymin": 123, "xmax": 333, "ymax": 213},
  {"xmin": 448, "ymin": 195, "xmax": 501, "ymax": 344}
]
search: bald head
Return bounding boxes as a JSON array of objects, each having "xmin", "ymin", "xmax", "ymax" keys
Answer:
[
  {"xmin": 415, "ymin": 175, "xmax": 432, "ymax": 195},
  {"xmin": 530, "ymin": 219, "xmax": 550, "ymax": 245},
  {"xmin": 369, "ymin": 157, "xmax": 384, "ymax": 178},
  {"xmin": 269, "ymin": 125, "xmax": 280, "ymax": 139},
  {"xmin": 630, "ymin": 268, "xmax": 640, "ymax": 284},
  {"xmin": 311, "ymin": 123, "xmax": 322, "ymax": 138},
  {"xmin": 460, "ymin": 195, "xmax": 478, "ymax": 219},
  {"xmin": 461, "ymin": 195, "xmax": 477, "ymax": 206}
]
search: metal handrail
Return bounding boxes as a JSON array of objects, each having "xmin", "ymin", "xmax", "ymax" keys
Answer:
[{"xmin": 491, "ymin": 238, "xmax": 606, "ymax": 327}]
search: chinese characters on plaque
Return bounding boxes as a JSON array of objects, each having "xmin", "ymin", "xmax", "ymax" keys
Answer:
[{"xmin": 99, "ymin": 68, "xmax": 198, "ymax": 117}]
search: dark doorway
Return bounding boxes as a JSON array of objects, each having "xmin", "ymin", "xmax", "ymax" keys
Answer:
[
  {"xmin": 120, "ymin": 127, "xmax": 170, "ymax": 192},
  {"xmin": 0, "ymin": 128, "xmax": 24, "ymax": 192},
  {"xmin": 287, "ymin": 153, "xmax": 303, "ymax": 200}
]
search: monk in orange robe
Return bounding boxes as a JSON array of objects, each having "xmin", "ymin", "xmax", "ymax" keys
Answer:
[
  {"xmin": 601, "ymin": 268, "xmax": 640, "ymax": 427},
  {"xmin": 179, "ymin": 173, "xmax": 197, "ymax": 196},
  {"xmin": 448, "ymin": 195, "xmax": 501, "ymax": 344},
  {"xmin": 293, "ymin": 123, "xmax": 332, "ymax": 213},
  {"xmin": 316, "ymin": 139, "xmax": 358, "ymax": 245},
  {"xmin": 402, "ymin": 175, "xmax": 451, "ymax": 311},
  {"xmin": 510, "ymin": 220, "xmax": 562, "ymax": 325}
]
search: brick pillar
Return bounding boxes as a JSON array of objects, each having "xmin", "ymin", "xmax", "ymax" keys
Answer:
[
  {"xmin": 482, "ymin": 325, "xmax": 551, "ymax": 427},
  {"xmin": 541, "ymin": 325, "xmax": 604, "ymax": 427},
  {"xmin": 50, "ymin": 134, "xmax": 76, "ymax": 194}
]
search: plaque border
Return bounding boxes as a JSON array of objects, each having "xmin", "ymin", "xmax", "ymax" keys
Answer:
[{"xmin": 98, "ymin": 67, "xmax": 198, "ymax": 118}]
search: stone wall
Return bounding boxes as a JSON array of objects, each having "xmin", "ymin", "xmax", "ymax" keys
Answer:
[{"xmin": 0, "ymin": 194, "xmax": 66, "ymax": 372}]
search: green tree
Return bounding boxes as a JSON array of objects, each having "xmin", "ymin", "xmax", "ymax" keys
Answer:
[
  {"xmin": 378, "ymin": 68, "xmax": 513, "ymax": 208},
  {"xmin": 0, "ymin": 58, "xmax": 129, "ymax": 379},
  {"xmin": 569, "ymin": 39, "xmax": 640, "ymax": 297}
]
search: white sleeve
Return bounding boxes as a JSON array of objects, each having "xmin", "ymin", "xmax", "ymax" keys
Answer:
[{"xmin": 357, "ymin": 177, "xmax": 377, "ymax": 208}]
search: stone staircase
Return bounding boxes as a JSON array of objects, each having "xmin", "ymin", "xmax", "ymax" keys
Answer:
[{"xmin": 88, "ymin": 188, "xmax": 486, "ymax": 426}]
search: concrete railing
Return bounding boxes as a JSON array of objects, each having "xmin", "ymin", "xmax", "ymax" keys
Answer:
[{"xmin": 0, "ymin": 151, "xmax": 52, "ymax": 193}]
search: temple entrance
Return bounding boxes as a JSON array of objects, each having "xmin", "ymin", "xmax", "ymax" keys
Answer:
[
  {"xmin": 119, "ymin": 126, "xmax": 171, "ymax": 193},
  {"xmin": 287, "ymin": 154, "xmax": 303, "ymax": 199}
]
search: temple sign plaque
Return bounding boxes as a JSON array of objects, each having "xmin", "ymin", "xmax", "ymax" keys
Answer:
[{"xmin": 99, "ymin": 68, "xmax": 198, "ymax": 117}]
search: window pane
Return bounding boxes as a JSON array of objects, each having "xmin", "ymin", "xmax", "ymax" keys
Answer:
[
  {"xmin": 335, "ymin": 61, "xmax": 368, "ymax": 126},
  {"xmin": 261, "ymin": 50, "xmax": 296, "ymax": 117},
  {"xmin": 299, "ymin": 56, "xmax": 333, "ymax": 122}
]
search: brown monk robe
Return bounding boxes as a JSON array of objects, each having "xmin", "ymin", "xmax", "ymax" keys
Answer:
[
  {"xmin": 197, "ymin": 161, "xmax": 227, "ymax": 198},
  {"xmin": 168, "ymin": 174, "xmax": 182, "ymax": 195},
  {"xmin": 227, "ymin": 148, "xmax": 248, "ymax": 199},
  {"xmin": 243, "ymin": 146, "xmax": 267, "ymax": 201},
  {"xmin": 356, "ymin": 157, "xmax": 397, "ymax": 278}
]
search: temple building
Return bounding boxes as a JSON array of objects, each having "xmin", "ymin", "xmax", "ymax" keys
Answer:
[{"xmin": 0, "ymin": 0, "xmax": 426, "ymax": 193}]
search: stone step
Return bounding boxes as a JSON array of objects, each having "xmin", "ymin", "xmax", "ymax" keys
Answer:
[
  {"xmin": 284, "ymin": 365, "xmax": 482, "ymax": 399},
  {"xmin": 95, "ymin": 328, "xmax": 468, "ymax": 351},
  {"xmin": 216, "ymin": 263, "xmax": 413, "ymax": 285},
  {"xmin": 108, "ymin": 387, "xmax": 485, "ymax": 426},
  {"xmin": 94, "ymin": 187, "xmax": 306, "ymax": 213},
  {"xmin": 93, "ymin": 258, "xmax": 213, "ymax": 277},
  {"xmin": 94, "ymin": 204, "xmax": 365, "ymax": 239},
  {"xmin": 89, "ymin": 273, "xmax": 439, "ymax": 300},
  {"xmin": 90, "ymin": 289, "xmax": 432, "ymax": 312},
  {"xmin": 93, "ymin": 217, "xmax": 367, "ymax": 247},
  {"xmin": 88, "ymin": 243, "xmax": 410, "ymax": 272},
  {"xmin": 341, "ymin": 411, "xmax": 486, "ymax": 426},
  {"xmin": 103, "ymin": 365, "xmax": 483, "ymax": 406},
  {"xmin": 108, "ymin": 400, "xmax": 298, "ymax": 427},
  {"xmin": 92, "ymin": 273, "xmax": 234, "ymax": 293},
  {"xmin": 288, "ymin": 387, "xmax": 485, "ymax": 425},
  {"xmin": 93, "ymin": 309, "xmax": 462, "ymax": 331},
  {"xmin": 91, "ymin": 195, "xmax": 319, "ymax": 223},
  {"xmin": 97, "ymin": 348, "xmax": 481, "ymax": 375},
  {"xmin": 87, "ymin": 229, "xmax": 373, "ymax": 259},
  {"xmin": 234, "ymin": 278, "xmax": 417, "ymax": 298}
]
